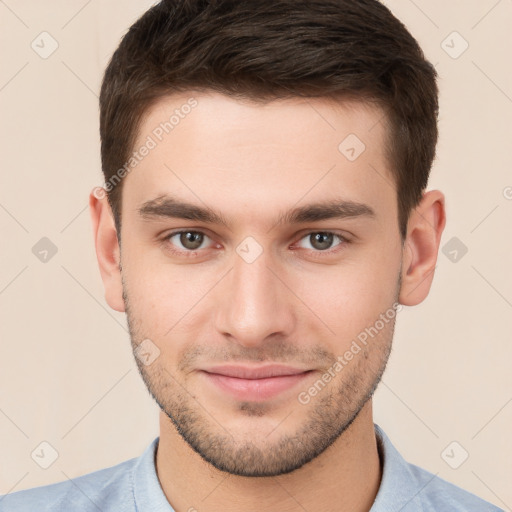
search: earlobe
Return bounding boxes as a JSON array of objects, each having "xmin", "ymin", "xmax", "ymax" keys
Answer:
[
  {"xmin": 399, "ymin": 190, "xmax": 446, "ymax": 306},
  {"xmin": 89, "ymin": 188, "xmax": 125, "ymax": 312}
]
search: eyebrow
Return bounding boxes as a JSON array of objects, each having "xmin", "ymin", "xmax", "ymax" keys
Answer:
[{"xmin": 138, "ymin": 195, "xmax": 375, "ymax": 227}]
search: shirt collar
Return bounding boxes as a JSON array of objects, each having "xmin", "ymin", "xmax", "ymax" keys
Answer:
[
  {"xmin": 371, "ymin": 423, "xmax": 432, "ymax": 511},
  {"xmin": 132, "ymin": 436, "xmax": 175, "ymax": 511}
]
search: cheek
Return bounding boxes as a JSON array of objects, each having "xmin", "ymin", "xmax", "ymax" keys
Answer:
[
  {"xmin": 122, "ymin": 230, "xmax": 401, "ymax": 347},
  {"xmin": 123, "ymin": 248, "xmax": 215, "ymax": 337},
  {"xmin": 296, "ymin": 254, "xmax": 399, "ymax": 344}
]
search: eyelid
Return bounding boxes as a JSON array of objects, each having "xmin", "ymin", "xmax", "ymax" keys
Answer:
[
  {"xmin": 162, "ymin": 228, "xmax": 350, "ymax": 256},
  {"xmin": 163, "ymin": 229, "xmax": 216, "ymax": 252},
  {"xmin": 292, "ymin": 231, "xmax": 347, "ymax": 251}
]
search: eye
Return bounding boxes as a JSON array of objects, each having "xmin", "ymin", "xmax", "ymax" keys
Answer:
[
  {"xmin": 162, "ymin": 229, "xmax": 349, "ymax": 259},
  {"xmin": 295, "ymin": 231, "xmax": 347, "ymax": 252},
  {"xmin": 165, "ymin": 230, "xmax": 213, "ymax": 252}
]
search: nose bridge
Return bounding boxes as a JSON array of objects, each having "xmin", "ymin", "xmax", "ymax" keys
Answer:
[{"xmin": 214, "ymin": 243, "xmax": 294, "ymax": 346}]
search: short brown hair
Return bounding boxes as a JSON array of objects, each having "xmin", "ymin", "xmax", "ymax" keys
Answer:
[{"xmin": 99, "ymin": 0, "xmax": 438, "ymax": 241}]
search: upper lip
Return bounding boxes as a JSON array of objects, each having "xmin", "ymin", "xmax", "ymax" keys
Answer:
[{"xmin": 201, "ymin": 364, "xmax": 311, "ymax": 379}]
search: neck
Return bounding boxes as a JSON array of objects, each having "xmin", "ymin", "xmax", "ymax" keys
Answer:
[{"xmin": 155, "ymin": 400, "xmax": 382, "ymax": 512}]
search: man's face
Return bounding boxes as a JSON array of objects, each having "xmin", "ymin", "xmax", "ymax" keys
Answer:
[{"xmin": 118, "ymin": 92, "xmax": 403, "ymax": 476}]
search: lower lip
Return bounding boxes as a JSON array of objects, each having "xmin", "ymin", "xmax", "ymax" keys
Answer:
[{"xmin": 200, "ymin": 371, "xmax": 313, "ymax": 401}]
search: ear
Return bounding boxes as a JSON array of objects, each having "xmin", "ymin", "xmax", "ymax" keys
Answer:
[
  {"xmin": 89, "ymin": 188, "xmax": 125, "ymax": 312},
  {"xmin": 399, "ymin": 189, "xmax": 446, "ymax": 306}
]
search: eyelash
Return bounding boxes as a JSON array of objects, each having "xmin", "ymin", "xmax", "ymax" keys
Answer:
[{"xmin": 161, "ymin": 229, "xmax": 350, "ymax": 259}]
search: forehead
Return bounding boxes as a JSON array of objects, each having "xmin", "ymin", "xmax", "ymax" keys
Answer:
[
  {"xmin": 124, "ymin": 91, "xmax": 395, "ymax": 228},
  {"xmin": 135, "ymin": 90, "xmax": 388, "ymax": 154}
]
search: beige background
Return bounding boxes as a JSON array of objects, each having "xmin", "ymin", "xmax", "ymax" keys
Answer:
[{"xmin": 0, "ymin": 0, "xmax": 511, "ymax": 509}]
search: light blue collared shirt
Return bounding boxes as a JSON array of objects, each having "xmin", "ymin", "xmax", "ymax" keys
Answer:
[{"xmin": 0, "ymin": 424, "xmax": 503, "ymax": 511}]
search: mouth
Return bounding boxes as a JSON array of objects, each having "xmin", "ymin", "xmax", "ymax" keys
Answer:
[{"xmin": 199, "ymin": 364, "xmax": 315, "ymax": 402}]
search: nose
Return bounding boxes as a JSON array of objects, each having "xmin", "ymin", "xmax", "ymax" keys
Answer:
[{"xmin": 214, "ymin": 245, "xmax": 296, "ymax": 348}]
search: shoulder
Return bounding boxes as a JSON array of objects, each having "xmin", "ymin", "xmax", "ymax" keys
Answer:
[
  {"xmin": 406, "ymin": 462, "xmax": 504, "ymax": 511},
  {"xmin": 0, "ymin": 456, "xmax": 137, "ymax": 512},
  {"xmin": 373, "ymin": 424, "xmax": 504, "ymax": 512}
]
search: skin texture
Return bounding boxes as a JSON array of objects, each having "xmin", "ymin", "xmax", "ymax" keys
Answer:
[{"xmin": 90, "ymin": 91, "xmax": 446, "ymax": 512}]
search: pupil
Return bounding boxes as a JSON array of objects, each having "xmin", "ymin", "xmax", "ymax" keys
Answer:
[{"xmin": 312, "ymin": 232, "xmax": 332, "ymax": 250}]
